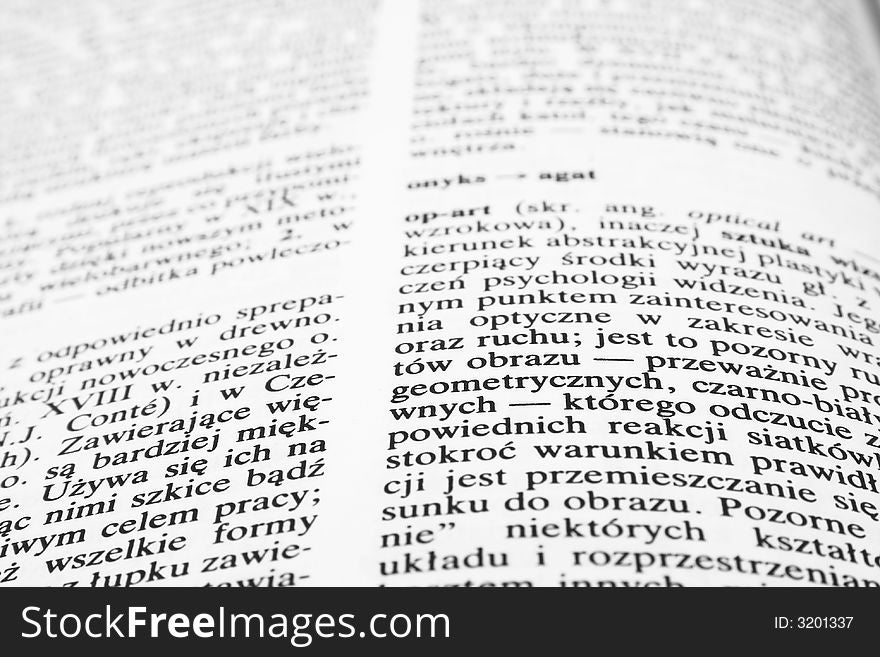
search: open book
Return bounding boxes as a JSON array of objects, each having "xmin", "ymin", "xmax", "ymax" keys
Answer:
[{"xmin": 1, "ymin": 0, "xmax": 880, "ymax": 587}]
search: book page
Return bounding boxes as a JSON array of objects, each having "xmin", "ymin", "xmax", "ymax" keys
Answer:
[{"xmin": 1, "ymin": 0, "xmax": 880, "ymax": 587}]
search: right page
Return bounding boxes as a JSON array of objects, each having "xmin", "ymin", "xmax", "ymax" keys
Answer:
[{"xmin": 354, "ymin": 0, "xmax": 880, "ymax": 586}]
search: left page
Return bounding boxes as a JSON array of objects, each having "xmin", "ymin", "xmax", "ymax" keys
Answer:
[{"xmin": 0, "ymin": 0, "xmax": 411, "ymax": 586}]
